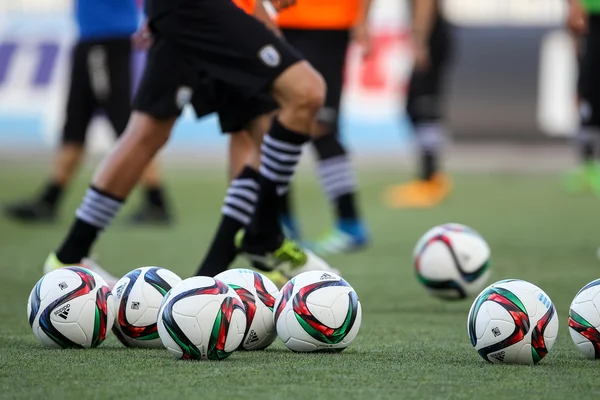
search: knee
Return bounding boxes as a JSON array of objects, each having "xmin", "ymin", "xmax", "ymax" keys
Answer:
[
  {"xmin": 281, "ymin": 66, "xmax": 326, "ymax": 115},
  {"xmin": 124, "ymin": 112, "xmax": 174, "ymax": 150}
]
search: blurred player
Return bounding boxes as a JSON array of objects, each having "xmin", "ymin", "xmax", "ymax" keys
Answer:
[
  {"xmin": 565, "ymin": 0, "xmax": 600, "ymax": 194},
  {"xmin": 226, "ymin": 0, "xmax": 373, "ymax": 256},
  {"xmin": 384, "ymin": 0, "xmax": 453, "ymax": 208},
  {"xmin": 2, "ymin": 0, "xmax": 172, "ymax": 225},
  {"xmin": 42, "ymin": 0, "xmax": 334, "ymax": 287}
]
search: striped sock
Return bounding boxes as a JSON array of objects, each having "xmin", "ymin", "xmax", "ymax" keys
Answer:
[
  {"xmin": 313, "ymin": 133, "xmax": 360, "ymax": 222},
  {"xmin": 245, "ymin": 119, "xmax": 309, "ymax": 247},
  {"xmin": 197, "ymin": 167, "xmax": 260, "ymax": 277},
  {"xmin": 318, "ymin": 155, "xmax": 357, "ymax": 201},
  {"xmin": 221, "ymin": 172, "xmax": 260, "ymax": 226},
  {"xmin": 56, "ymin": 187, "xmax": 124, "ymax": 264}
]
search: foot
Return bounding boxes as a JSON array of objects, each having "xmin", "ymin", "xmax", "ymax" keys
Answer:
[
  {"xmin": 564, "ymin": 162, "xmax": 600, "ymax": 195},
  {"xmin": 383, "ymin": 174, "xmax": 452, "ymax": 209},
  {"xmin": 125, "ymin": 205, "xmax": 172, "ymax": 226},
  {"xmin": 256, "ymin": 269, "xmax": 289, "ymax": 289},
  {"xmin": 236, "ymin": 232, "xmax": 340, "ymax": 278},
  {"xmin": 4, "ymin": 200, "xmax": 56, "ymax": 223},
  {"xmin": 309, "ymin": 220, "xmax": 369, "ymax": 256},
  {"xmin": 43, "ymin": 253, "xmax": 119, "ymax": 289}
]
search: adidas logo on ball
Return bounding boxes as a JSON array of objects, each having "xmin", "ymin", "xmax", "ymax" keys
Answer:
[
  {"xmin": 245, "ymin": 330, "xmax": 259, "ymax": 345},
  {"xmin": 319, "ymin": 273, "xmax": 335, "ymax": 281},
  {"xmin": 53, "ymin": 304, "xmax": 71, "ymax": 320}
]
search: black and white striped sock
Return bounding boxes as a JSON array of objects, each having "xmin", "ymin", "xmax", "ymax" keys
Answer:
[
  {"xmin": 197, "ymin": 167, "xmax": 260, "ymax": 277},
  {"xmin": 56, "ymin": 187, "xmax": 124, "ymax": 264},
  {"xmin": 318, "ymin": 155, "xmax": 356, "ymax": 201},
  {"xmin": 245, "ymin": 119, "xmax": 309, "ymax": 245},
  {"xmin": 75, "ymin": 187, "xmax": 123, "ymax": 229},
  {"xmin": 221, "ymin": 174, "xmax": 259, "ymax": 226},
  {"xmin": 260, "ymin": 132, "xmax": 304, "ymax": 195}
]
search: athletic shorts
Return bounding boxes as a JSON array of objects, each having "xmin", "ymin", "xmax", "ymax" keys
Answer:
[
  {"xmin": 133, "ymin": 0, "xmax": 303, "ymax": 123},
  {"xmin": 191, "ymin": 77, "xmax": 278, "ymax": 133},
  {"xmin": 406, "ymin": 13, "xmax": 452, "ymax": 124},
  {"xmin": 63, "ymin": 38, "xmax": 132, "ymax": 143},
  {"xmin": 282, "ymin": 28, "xmax": 350, "ymax": 128},
  {"xmin": 579, "ymin": 15, "xmax": 600, "ymax": 128}
]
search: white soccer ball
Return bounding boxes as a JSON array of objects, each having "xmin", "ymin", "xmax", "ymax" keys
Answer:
[
  {"xmin": 414, "ymin": 223, "xmax": 491, "ymax": 299},
  {"xmin": 467, "ymin": 279, "xmax": 559, "ymax": 364},
  {"xmin": 27, "ymin": 267, "xmax": 114, "ymax": 348},
  {"xmin": 274, "ymin": 270, "xmax": 361, "ymax": 352},
  {"xmin": 215, "ymin": 269, "xmax": 279, "ymax": 350},
  {"xmin": 111, "ymin": 267, "xmax": 182, "ymax": 348},
  {"xmin": 568, "ymin": 278, "xmax": 600, "ymax": 359},
  {"xmin": 157, "ymin": 276, "xmax": 247, "ymax": 360}
]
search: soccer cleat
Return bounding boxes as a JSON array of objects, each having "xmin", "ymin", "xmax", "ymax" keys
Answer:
[
  {"xmin": 3, "ymin": 200, "xmax": 56, "ymax": 223},
  {"xmin": 236, "ymin": 231, "xmax": 340, "ymax": 278},
  {"xmin": 43, "ymin": 253, "xmax": 119, "ymax": 289},
  {"xmin": 125, "ymin": 205, "xmax": 172, "ymax": 226},
  {"xmin": 564, "ymin": 162, "xmax": 600, "ymax": 196},
  {"xmin": 383, "ymin": 174, "xmax": 452, "ymax": 209},
  {"xmin": 309, "ymin": 221, "xmax": 369, "ymax": 256}
]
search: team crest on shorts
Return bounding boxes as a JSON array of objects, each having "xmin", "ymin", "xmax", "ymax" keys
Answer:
[
  {"xmin": 258, "ymin": 45, "xmax": 281, "ymax": 67},
  {"xmin": 175, "ymin": 86, "xmax": 193, "ymax": 110}
]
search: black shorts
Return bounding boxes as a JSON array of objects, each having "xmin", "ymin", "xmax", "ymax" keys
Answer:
[
  {"xmin": 406, "ymin": 13, "xmax": 452, "ymax": 124},
  {"xmin": 191, "ymin": 78, "xmax": 278, "ymax": 133},
  {"xmin": 282, "ymin": 28, "xmax": 349, "ymax": 129},
  {"xmin": 133, "ymin": 0, "xmax": 303, "ymax": 122},
  {"xmin": 579, "ymin": 15, "xmax": 600, "ymax": 128},
  {"xmin": 63, "ymin": 38, "xmax": 132, "ymax": 143}
]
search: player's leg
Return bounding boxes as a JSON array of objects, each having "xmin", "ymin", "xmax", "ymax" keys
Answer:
[
  {"xmin": 3, "ymin": 41, "xmax": 96, "ymax": 222},
  {"xmin": 197, "ymin": 107, "xmax": 272, "ymax": 279},
  {"xmin": 566, "ymin": 14, "xmax": 600, "ymax": 194},
  {"xmin": 100, "ymin": 38, "xmax": 173, "ymax": 224},
  {"xmin": 44, "ymin": 37, "xmax": 195, "ymax": 286},
  {"xmin": 283, "ymin": 28, "xmax": 368, "ymax": 254},
  {"xmin": 384, "ymin": 13, "xmax": 452, "ymax": 208}
]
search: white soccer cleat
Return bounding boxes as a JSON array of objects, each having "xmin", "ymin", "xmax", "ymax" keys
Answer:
[{"xmin": 42, "ymin": 253, "xmax": 118, "ymax": 289}]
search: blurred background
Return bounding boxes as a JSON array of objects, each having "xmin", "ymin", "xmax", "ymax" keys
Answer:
[{"xmin": 0, "ymin": 0, "xmax": 577, "ymax": 167}]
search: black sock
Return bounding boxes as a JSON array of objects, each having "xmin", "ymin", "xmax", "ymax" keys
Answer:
[
  {"xmin": 145, "ymin": 186, "xmax": 167, "ymax": 209},
  {"xmin": 578, "ymin": 127, "xmax": 596, "ymax": 162},
  {"xmin": 196, "ymin": 167, "xmax": 260, "ymax": 276},
  {"xmin": 421, "ymin": 151, "xmax": 437, "ymax": 181},
  {"xmin": 40, "ymin": 181, "xmax": 64, "ymax": 208},
  {"xmin": 55, "ymin": 186, "xmax": 124, "ymax": 264},
  {"xmin": 244, "ymin": 119, "xmax": 308, "ymax": 251},
  {"xmin": 313, "ymin": 134, "xmax": 360, "ymax": 221},
  {"xmin": 56, "ymin": 219, "xmax": 102, "ymax": 264}
]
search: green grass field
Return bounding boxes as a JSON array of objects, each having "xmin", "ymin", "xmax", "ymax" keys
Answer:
[{"xmin": 1, "ymin": 162, "xmax": 600, "ymax": 400}]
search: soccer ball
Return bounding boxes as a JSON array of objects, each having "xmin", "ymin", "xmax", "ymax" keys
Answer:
[
  {"xmin": 157, "ymin": 276, "xmax": 247, "ymax": 360},
  {"xmin": 568, "ymin": 278, "xmax": 600, "ymax": 359},
  {"xmin": 467, "ymin": 279, "xmax": 559, "ymax": 364},
  {"xmin": 414, "ymin": 223, "xmax": 491, "ymax": 299},
  {"xmin": 27, "ymin": 267, "xmax": 114, "ymax": 348},
  {"xmin": 112, "ymin": 267, "xmax": 182, "ymax": 348},
  {"xmin": 215, "ymin": 269, "xmax": 279, "ymax": 350},
  {"xmin": 274, "ymin": 270, "xmax": 361, "ymax": 352}
]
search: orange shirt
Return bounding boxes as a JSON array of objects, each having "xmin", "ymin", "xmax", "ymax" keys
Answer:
[
  {"xmin": 276, "ymin": 0, "xmax": 362, "ymax": 29},
  {"xmin": 233, "ymin": 0, "xmax": 256, "ymax": 15}
]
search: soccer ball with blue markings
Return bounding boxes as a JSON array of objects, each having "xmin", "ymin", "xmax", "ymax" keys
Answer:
[
  {"xmin": 413, "ymin": 223, "xmax": 491, "ymax": 300},
  {"xmin": 27, "ymin": 267, "xmax": 114, "ymax": 348},
  {"xmin": 157, "ymin": 276, "xmax": 247, "ymax": 360},
  {"xmin": 111, "ymin": 267, "xmax": 182, "ymax": 348},
  {"xmin": 467, "ymin": 279, "xmax": 559, "ymax": 364},
  {"xmin": 568, "ymin": 278, "xmax": 600, "ymax": 359}
]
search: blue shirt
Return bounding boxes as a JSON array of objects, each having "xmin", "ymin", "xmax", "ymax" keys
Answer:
[{"xmin": 76, "ymin": 0, "xmax": 140, "ymax": 40}]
